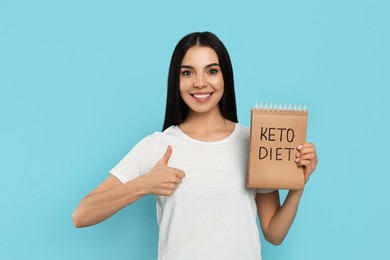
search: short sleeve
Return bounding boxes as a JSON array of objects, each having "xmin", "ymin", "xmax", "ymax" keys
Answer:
[
  {"xmin": 256, "ymin": 188, "xmax": 278, "ymax": 194},
  {"xmin": 110, "ymin": 134, "xmax": 160, "ymax": 184}
]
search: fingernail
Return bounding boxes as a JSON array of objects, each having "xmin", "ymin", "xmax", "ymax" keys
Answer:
[
  {"xmin": 297, "ymin": 145, "xmax": 303, "ymax": 150},
  {"xmin": 295, "ymin": 158, "xmax": 300, "ymax": 163},
  {"xmin": 296, "ymin": 152, "xmax": 300, "ymax": 158}
]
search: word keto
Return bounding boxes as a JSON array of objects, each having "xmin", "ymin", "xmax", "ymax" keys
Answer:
[
  {"xmin": 258, "ymin": 127, "xmax": 296, "ymax": 161},
  {"xmin": 260, "ymin": 127, "xmax": 294, "ymax": 142}
]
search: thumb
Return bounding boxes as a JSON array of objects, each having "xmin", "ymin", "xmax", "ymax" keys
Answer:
[{"xmin": 158, "ymin": 145, "xmax": 172, "ymax": 165}]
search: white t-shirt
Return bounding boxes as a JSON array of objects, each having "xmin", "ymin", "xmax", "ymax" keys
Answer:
[{"xmin": 110, "ymin": 124, "xmax": 271, "ymax": 260}]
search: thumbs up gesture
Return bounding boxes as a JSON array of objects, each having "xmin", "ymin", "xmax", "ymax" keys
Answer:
[{"xmin": 143, "ymin": 146, "xmax": 186, "ymax": 196}]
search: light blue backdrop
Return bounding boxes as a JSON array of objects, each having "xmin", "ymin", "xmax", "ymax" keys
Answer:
[{"xmin": 1, "ymin": 0, "xmax": 389, "ymax": 259}]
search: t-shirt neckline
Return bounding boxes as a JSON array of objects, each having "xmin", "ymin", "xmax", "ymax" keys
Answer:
[{"xmin": 173, "ymin": 123, "xmax": 239, "ymax": 145}]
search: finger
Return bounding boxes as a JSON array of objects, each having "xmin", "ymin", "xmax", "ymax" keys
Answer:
[
  {"xmin": 300, "ymin": 148, "xmax": 316, "ymax": 156},
  {"xmin": 299, "ymin": 153, "xmax": 316, "ymax": 161},
  {"xmin": 162, "ymin": 189, "xmax": 174, "ymax": 196},
  {"xmin": 168, "ymin": 175, "xmax": 182, "ymax": 184},
  {"xmin": 297, "ymin": 156, "xmax": 317, "ymax": 170},
  {"xmin": 167, "ymin": 183, "xmax": 178, "ymax": 190},
  {"xmin": 297, "ymin": 146, "xmax": 316, "ymax": 155},
  {"xmin": 173, "ymin": 176, "xmax": 183, "ymax": 184},
  {"xmin": 297, "ymin": 143, "xmax": 315, "ymax": 151},
  {"xmin": 295, "ymin": 157, "xmax": 309, "ymax": 166},
  {"xmin": 172, "ymin": 168, "xmax": 186, "ymax": 179},
  {"xmin": 299, "ymin": 150, "xmax": 318, "ymax": 164},
  {"xmin": 162, "ymin": 183, "xmax": 178, "ymax": 192},
  {"xmin": 158, "ymin": 145, "xmax": 172, "ymax": 165}
]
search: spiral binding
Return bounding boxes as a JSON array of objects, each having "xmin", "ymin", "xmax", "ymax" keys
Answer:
[{"xmin": 254, "ymin": 102, "xmax": 307, "ymax": 112}]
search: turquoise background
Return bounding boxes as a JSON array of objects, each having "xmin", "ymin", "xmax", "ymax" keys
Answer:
[{"xmin": 1, "ymin": 0, "xmax": 389, "ymax": 259}]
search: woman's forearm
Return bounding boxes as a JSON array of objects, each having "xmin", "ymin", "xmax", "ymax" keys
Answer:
[
  {"xmin": 263, "ymin": 190, "xmax": 303, "ymax": 245},
  {"xmin": 72, "ymin": 175, "xmax": 149, "ymax": 228}
]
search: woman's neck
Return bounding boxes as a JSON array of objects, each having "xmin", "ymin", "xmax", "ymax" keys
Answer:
[{"xmin": 178, "ymin": 109, "xmax": 236, "ymax": 141}]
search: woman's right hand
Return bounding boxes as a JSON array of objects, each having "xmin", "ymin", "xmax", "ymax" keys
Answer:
[{"xmin": 142, "ymin": 146, "xmax": 185, "ymax": 196}]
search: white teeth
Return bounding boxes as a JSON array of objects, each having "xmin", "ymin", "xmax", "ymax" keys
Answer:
[{"xmin": 193, "ymin": 94, "xmax": 210, "ymax": 99}]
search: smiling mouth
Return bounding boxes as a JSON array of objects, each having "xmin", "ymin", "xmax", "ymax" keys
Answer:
[
  {"xmin": 192, "ymin": 93, "xmax": 211, "ymax": 98},
  {"xmin": 191, "ymin": 92, "xmax": 213, "ymax": 102}
]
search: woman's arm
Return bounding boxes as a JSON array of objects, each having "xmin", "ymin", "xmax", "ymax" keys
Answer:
[
  {"xmin": 72, "ymin": 174, "xmax": 147, "ymax": 228},
  {"xmin": 256, "ymin": 189, "xmax": 303, "ymax": 245},
  {"xmin": 72, "ymin": 146, "xmax": 185, "ymax": 228},
  {"xmin": 256, "ymin": 143, "xmax": 318, "ymax": 245}
]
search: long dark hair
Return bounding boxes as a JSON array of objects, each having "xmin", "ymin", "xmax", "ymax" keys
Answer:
[{"xmin": 162, "ymin": 32, "xmax": 238, "ymax": 131}]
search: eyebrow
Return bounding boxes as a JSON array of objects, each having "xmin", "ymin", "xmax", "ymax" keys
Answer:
[{"xmin": 180, "ymin": 63, "xmax": 220, "ymax": 69}]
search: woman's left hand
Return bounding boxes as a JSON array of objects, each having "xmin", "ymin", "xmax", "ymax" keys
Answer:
[{"xmin": 295, "ymin": 143, "xmax": 318, "ymax": 183}]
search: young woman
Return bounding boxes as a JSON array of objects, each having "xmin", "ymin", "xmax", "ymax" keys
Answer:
[{"xmin": 72, "ymin": 32, "xmax": 318, "ymax": 260}]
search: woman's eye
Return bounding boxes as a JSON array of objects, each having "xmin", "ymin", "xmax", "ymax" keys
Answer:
[
  {"xmin": 181, "ymin": 70, "xmax": 193, "ymax": 76},
  {"xmin": 208, "ymin": 69, "xmax": 218, "ymax": 75}
]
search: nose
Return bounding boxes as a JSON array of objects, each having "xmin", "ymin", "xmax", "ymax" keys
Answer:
[{"xmin": 194, "ymin": 75, "xmax": 206, "ymax": 88}]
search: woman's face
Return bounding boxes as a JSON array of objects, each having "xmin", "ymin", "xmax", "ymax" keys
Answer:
[{"xmin": 179, "ymin": 46, "xmax": 224, "ymax": 115}]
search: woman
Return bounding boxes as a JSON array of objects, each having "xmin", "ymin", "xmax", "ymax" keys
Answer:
[{"xmin": 72, "ymin": 32, "xmax": 318, "ymax": 260}]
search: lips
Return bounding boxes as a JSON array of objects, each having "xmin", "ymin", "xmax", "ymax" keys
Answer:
[
  {"xmin": 191, "ymin": 92, "xmax": 212, "ymax": 102},
  {"xmin": 193, "ymin": 93, "xmax": 210, "ymax": 99}
]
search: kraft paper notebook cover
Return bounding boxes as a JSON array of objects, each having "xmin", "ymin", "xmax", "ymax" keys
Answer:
[{"xmin": 247, "ymin": 103, "xmax": 308, "ymax": 190}]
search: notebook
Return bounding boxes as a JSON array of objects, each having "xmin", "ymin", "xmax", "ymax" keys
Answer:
[{"xmin": 247, "ymin": 103, "xmax": 308, "ymax": 190}]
